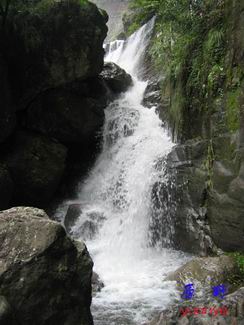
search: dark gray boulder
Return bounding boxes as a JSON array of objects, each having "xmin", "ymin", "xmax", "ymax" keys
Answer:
[
  {"xmin": 165, "ymin": 256, "xmax": 236, "ymax": 290},
  {"xmin": 4, "ymin": 131, "xmax": 67, "ymax": 207},
  {"xmin": 4, "ymin": 0, "xmax": 108, "ymax": 110},
  {"xmin": 0, "ymin": 207, "xmax": 93, "ymax": 325},
  {"xmin": 100, "ymin": 62, "xmax": 133, "ymax": 93}
]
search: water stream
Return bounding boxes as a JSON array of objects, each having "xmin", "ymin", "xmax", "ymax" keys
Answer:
[{"xmin": 58, "ymin": 19, "xmax": 190, "ymax": 325}]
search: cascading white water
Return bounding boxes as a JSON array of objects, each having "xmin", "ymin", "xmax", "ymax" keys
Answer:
[{"xmin": 70, "ymin": 19, "xmax": 190, "ymax": 324}]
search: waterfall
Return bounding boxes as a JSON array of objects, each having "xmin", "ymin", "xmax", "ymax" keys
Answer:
[{"xmin": 70, "ymin": 19, "xmax": 189, "ymax": 324}]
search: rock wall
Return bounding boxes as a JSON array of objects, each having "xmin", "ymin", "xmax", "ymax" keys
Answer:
[
  {"xmin": 160, "ymin": 0, "xmax": 244, "ymax": 254},
  {"xmin": 0, "ymin": 0, "xmax": 132, "ymax": 209},
  {"xmin": 0, "ymin": 0, "xmax": 108, "ymax": 208},
  {"xmin": 140, "ymin": 0, "xmax": 244, "ymax": 254}
]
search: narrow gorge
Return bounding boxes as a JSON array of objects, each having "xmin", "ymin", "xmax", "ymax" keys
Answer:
[{"xmin": 0, "ymin": 1, "xmax": 243, "ymax": 325}]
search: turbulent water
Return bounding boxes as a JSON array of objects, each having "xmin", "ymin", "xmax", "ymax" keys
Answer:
[{"xmin": 58, "ymin": 19, "xmax": 190, "ymax": 325}]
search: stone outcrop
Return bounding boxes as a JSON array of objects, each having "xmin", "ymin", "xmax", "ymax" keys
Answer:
[
  {"xmin": 0, "ymin": 0, "xmax": 133, "ymax": 209},
  {"xmin": 100, "ymin": 62, "xmax": 133, "ymax": 93},
  {"xmin": 3, "ymin": 0, "xmax": 108, "ymax": 110},
  {"xmin": 165, "ymin": 256, "xmax": 237, "ymax": 291},
  {"xmin": 0, "ymin": 207, "xmax": 93, "ymax": 325}
]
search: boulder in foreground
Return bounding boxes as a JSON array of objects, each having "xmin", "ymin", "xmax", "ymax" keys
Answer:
[{"xmin": 0, "ymin": 207, "xmax": 93, "ymax": 325}]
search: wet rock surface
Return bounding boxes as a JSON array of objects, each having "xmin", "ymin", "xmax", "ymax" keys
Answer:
[
  {"xmin": 165, "ymin": 256, "xmax": 237, "ymax": 291},
  {"xmin": 92, "ymin": 272, "xmax": 105, "ymax": 295},
  {"xmin": 100, "ymin": 62, "xmax": 133, "ymax": 93},
  {"xmin": 151, "ymin": 140, "xmax": 214, "ymax": 255},
  {"xmin": 0, "ymin": 207, "xmax": 93, "ymax": 325},
  {"xmin": 151, "ymin": 134, "xmax": 244, "ymax": 254},
  {"xmin": 143, "ymin": 80, "xmax": 163, "ymax": 109},
  {"xmin": 64, "ymin": 204, "xmax": 83, "ymax": 234}
]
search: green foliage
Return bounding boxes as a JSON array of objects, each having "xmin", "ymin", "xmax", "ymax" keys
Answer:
[
  {"xmin": 1, "ymin": 0, "xmax": 88, "ymax": 20},
  {"xmin": 226, "ymin": 89, "xmax": 240, "ymax": 132},
  {"xmin": 226, "ymin": 252, "xmax": 244, "ymax": 289},
  {"xmin": 127, "ymin": 21, "xmax": 141, "ymax": 36},
  {"xmin": 234, "ymin": 253, "xmax": 244, "ymax": 276},
  {"xmin": 129, "ymin": 0, "xmax": 228, "ymax": 139}
]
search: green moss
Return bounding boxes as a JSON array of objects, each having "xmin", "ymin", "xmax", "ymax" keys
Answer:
[{"xmin": 226, "ymin": 89, "xmax": 240, "ymax": 132}]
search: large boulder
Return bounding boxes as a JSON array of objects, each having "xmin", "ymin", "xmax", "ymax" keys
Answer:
[
  {"xmin": 3, "ymin": 0, "xmax": 108, "ymax": 110},
  {"xmin": 0, "ymin": 207, "xmax": 93, "ymax": 325},
  {"xmin": 165, "ymin": 256, "xmax": 237, "ymax": 291},
  {"xmin": 100, "ymin": 62, "xmax": 133, "ymax": 93},
  {"xmin": 4, "ymin": 131, "xmax": 67, "ymax": 207}
]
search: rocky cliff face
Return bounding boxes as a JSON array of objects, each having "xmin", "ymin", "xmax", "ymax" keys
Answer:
[
  {"xmin": 141, "ymin": 0, "xmax": 244, "ymax": 255},
  {"xmin": 0, "ymin": 0, "xmax": 132, "ymax": 209},
  {"xmin": 163, "ymin": 0, "xmax": 244, "ymax": 254}
]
